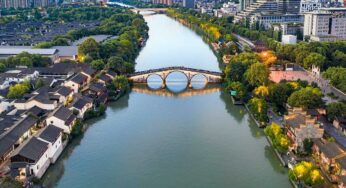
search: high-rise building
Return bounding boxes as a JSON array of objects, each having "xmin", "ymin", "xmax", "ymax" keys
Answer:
[
  {"xmin": 183, "ymin": 0, "xmax": 194, "ymax": 8},
  {"xmin": 152, "ymin": 0, "xmax": 172, "ymax": 5},
  {"xmin": 303, "ymin": 8, "xmax": 346, "ymax": 41},
  {"xmin": 33, "ymin": 0, "xmax": 50, "ymax": 7},
  {"xmin": 300, "ymin": 0, "xmax": 321, "ymax": 13},
  {"xmin": 1, "ymin": 0, "xmax": 30, "ymax": 8}
]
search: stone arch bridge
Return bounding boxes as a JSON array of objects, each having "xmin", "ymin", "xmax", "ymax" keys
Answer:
[{"xmin": 128, "ymin": 66, "xmax": 223, "ymax": 88}]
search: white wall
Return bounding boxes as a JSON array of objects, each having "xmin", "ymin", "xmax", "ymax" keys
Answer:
[{"xmin": 46, "ymin": 116, "xmax": 71, "ymax": 134}]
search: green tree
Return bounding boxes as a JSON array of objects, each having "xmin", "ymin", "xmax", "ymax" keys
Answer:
[
  {"xmin": 90, "ymin": 59, "xmax": 105, "ymax": 71},
  {"xmin": 78, "ymin": 38, "xmax": 100, "ymax": 60},
  {"xmin": 245, "ymin": 62, "xmax": 270, "ymax": 86},
  {"xmin": 7, "ymin": 81, "xmax": 31, "ymax": 99},
  {"xmin": 289, "ymin": 161, "xmax": 323, "ymax": 186},
  {"xmin": 226, "ymin": 81, "xmax": 246, "ymax": 98},
  {"xmin": 287, "ymin": 87, "xmax": 324, "ymax": 109},
  {"xmin": 303, "ymin": 52, "xmax": 325, "ymax": 69},
  {"xmin": 0, "ymin": 63, "xmax": 6, "ymax": 73},
  {"xmin": 303, "ymin": 138, "xmax": 313, "ymax": 154},
  {"xmin": 268, "ymin": 82, "xmax": 294, "ymax": 109},
  {"xmin": 224, "ymin": 61, "xmax": 247, "ymax": 82},
  {"xmin": 326, "ymin": 102, "xmax": 346, "ymax": 120},
  {"xmin": 34, "ymin": 78, "xmax": 45, "ymax": 89},
  {"xmin": 248, "ymin": 97, "xmax": 268, "ymax": 123},
  {"xmin": 113, "ymin": 75, "xmax": 129, "ymax": 90}
]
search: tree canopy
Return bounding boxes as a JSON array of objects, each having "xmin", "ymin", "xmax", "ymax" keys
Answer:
[{"xmin": 287, "ymin": 87, "xmax": 324, "ymax": 109}]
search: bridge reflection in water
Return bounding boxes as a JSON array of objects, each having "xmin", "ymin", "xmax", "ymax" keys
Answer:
[{"xmin": 131, "ymin": 83, "xmax": 221, "ymax": 98}]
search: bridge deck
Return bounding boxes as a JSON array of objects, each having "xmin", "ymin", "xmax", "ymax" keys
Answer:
[{"xmin": 129, "ymin": 66, "xmax": 222, "ymax": 77}]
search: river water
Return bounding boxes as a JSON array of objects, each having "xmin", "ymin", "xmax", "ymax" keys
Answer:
[{"xmin": 42, "ymin": 13, "xmax": 291, "ymax": 188}]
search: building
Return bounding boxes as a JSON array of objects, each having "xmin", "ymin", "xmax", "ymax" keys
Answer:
[
  {"xmin": 303, "ymin": 8, "xmax": 346, "ymax": 42},
  {"xmin": 14, "ymin": 90, "xmax": 58, "ymax": 110},
  {"xmin": 70, "ymin": 96, "xmax": 93, "ymax": 118},
  {"xmin": 183, "ymin": 0, "xmax": 194, "ymax": 8},
  {"xmin": 0, "ymin": 116, "xmax": 38, "ymax": 165},
  {"xmin": 37, "ymin": 125, "xmax": 64, "ymax": 164},
  {"xmin": 0, "ymin": 0, "xmax": 30, "ymax": 8},
  {"xmin": 282, "ymin": 34, "xmax": 297, "ymax": 44},
  {"xmin": 152, "ymin": 0, "xmax": 172, "ymax": 5},
  {"xmin": 10, "ymin": 137, "xmax": 50, "ymax": 179},
  {"xmin": 284, "ymin": 108, "xmax": 324, "ymax": 151},
  {"xmin": 51, "ymin": 46, "xmax": 78, "ymax": 62},
  {"xmin": 250, "ymin": 13, "xmax": 303, "ymax": 29},
  {"xmin": 312, "ymin": 138, "xmax": 346, "ymax": 183},
  {"xmin": 300, "ymin": 0, "xmax": 321, "ymax": 13},
  {"xmin": 235, "ymin": 0, "xmax": 302, "ymax": 23},
  {"xmin": 273, "ymin": 23, "xmax": 303, "ymax": 35},
  {"xmin": 45, "ymin": 106, "xmax": 76, "ymax": 134},
  {"xmin": 64, "ymin": 73, "xmax": 89, "ymax": 93}
]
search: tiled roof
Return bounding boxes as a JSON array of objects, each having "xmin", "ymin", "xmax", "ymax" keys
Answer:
[
  {"xmin": 11, "ymin": 137, "xmax": 49, "ymax": 163},
  {"xmin": 38, "ymin": 125, "xmax": 63, "ymax": 143}
]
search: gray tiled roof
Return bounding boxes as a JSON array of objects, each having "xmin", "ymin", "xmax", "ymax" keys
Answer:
[
  {"xmin": 11, "ymin": 137, "xmax": 49, "ymax": 163},
  {"xmin": 38, "ymin": 125, "xmax": 63, "ymax": 143},
  {"xmin": 53, "ymin": 106, "xmax": 74, "ymax": 122}
]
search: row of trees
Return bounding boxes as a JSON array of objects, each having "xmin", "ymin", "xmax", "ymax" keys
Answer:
[
  {"xmin": 264, "ymin": 123, "xmax": 290, "ymax": 152},
  {"xmin": 35, "ymin": 7, "xmax": 148, "ymax": 48},
  {"xmin": 0, "ymin": 52, "xmax": 52, "ymax": 72},
  {"xmin": 322, "ymin": 67, "xmax": 346, "ymax": 93},
  {"xmin": 289, "ymin": 161, "xmax": 324, "ymax": 186}
]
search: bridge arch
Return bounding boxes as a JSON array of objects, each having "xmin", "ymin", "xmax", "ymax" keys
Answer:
[
  {"xmin": 165, "ymin": 70, "xmax": 190, "ymax": 82},
  {"xmin": 189, "ymin": 73, "xmax": 208, "ymax": 89}
]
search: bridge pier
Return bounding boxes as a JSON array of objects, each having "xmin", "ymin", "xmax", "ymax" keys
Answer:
[{"xmin": 161, "ymin": 79, "xmax": 166, "ymax": 89}]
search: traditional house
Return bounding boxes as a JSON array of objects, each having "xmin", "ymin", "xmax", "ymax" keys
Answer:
[
  {"xmin": 64, "ymin": 73, "xmax": 89, "ymax": 93},
  {"xmin": 10, "ymin": 137, "xmax": 50, "ymax": 179},
  {"xmin": 285, "ymin": 108, "xmax": 324, "ymax": 151},
  {"xmin": 82, "ymin": 83, "xmax": 108, "ymax": 104},
  {"xmin": 105, "ymin": 70, "xmax": 117, "ymax": 79},
  {"xmin": 313, "ymin": 139, "xmax": 346, "ymax": 182},
  {"xmin": 14, "ymin": 91, "xmax": 58, "ymax": 110},
  {"xmin": 0, "ymin": 116, "xmax": 38, "ymax": 165},
  {"xmin": 333, "ymin": 117, "xmax": 346, "ymax": 135},
  {"xmin": 70, "ymin": 96, "xmax": 93, "ymax": 119},
  {"xmin": 98, "ymin": 74, "xmax": 112, "ymax": 86},
  {"xmin": 45, "ymin": 106, "xmax": 76, "ymax": 134},
  {"xmin": 37, "ymin": 125, "xmax": 64, "ymax": 163},
  {"xmin": 80, "ymin": 66, "xmax": 96, "ymax": 82},
  {"xmin": 55, "ymin": 86, "xmax": 74, "ymax": 104}
]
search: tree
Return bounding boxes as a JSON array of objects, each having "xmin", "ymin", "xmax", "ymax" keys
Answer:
[
  {"xmin": 258, "ymin": 51, "xmax": 277, "ymax": 66},
  {"xmin": 226, "ymin": 81, "xmax": 246, "ymax": 98},
  {"xmin": 303, "ymin": 53, "xmax": 325, "ymax": 69},
  {"xmin": 90, "ymin": 59, "xmax": 105, "ymax": 71},
  {"xmin": 34, "ymin": 78, "xmax": 45, "ymax": 89},
  {"xmin": 248, "ymin": 97, "xmax": 268, "ymax": 123},
  {"xmin": 268, "ymin": 82, "xmax": 293, "ymax": 109},
  {"xmin": 7, "ymin": 81, "xmax": 31, "ymax": 99},
  {"xmin": 224, "ymin": 61, "xmax": 247, "ymax": 82},
  {"xmin": 326, "ymin": 102, "xmax": 346, "ymax": 120},
  {"xmin": 264, "ymin": 122, "xmax": 282, "ymax": 139},
  {"xmin": 303, "ymin": 138, "xmax": 313, "ymax": 154},
  {"xmin": 323, "ymin": 67, "xmax": 346, "ymax": 93},
  {"xmin": 287, "ymin": 87, "xmax": 324, "ymax": 109},
  {"xmin": 245, "ymin": 62, "xmax": 270, "ymax": 87},
  {"xmin": 289, "ymin": 161, "xmax": 323, "ymax": 186},
  {"xmin": 0, "ymin": 63, "xmax": 6, "ymax": 73},
  {"xmin": 78, "ymin": 38, "xmax": 100, "ymax": 60},
  {"xmin": 254, "ymin": 85, "xmax": 269, "ymax": 98},
  {"xmin": 113, "ymin": 75, "xmax": 129, "ymax": 90}
]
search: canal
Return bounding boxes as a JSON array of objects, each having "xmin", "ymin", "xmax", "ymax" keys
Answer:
[{"xmin": 42, "ymin": 13, "xmax": 291, "ymax": 188}]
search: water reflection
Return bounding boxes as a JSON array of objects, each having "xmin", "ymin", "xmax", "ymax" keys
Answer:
[{"xmin": 132, "ymin": 84, "xmax": 220, "ymax": 98}]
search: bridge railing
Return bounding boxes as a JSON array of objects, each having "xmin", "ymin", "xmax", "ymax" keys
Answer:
[{"xmin": 128, "ymin": 66, "xmax": 222, "ymax": 76}]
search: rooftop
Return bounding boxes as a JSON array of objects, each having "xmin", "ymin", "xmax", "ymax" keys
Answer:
[
  {"xmin": 38, "ymin": 125, "xmax": 63, "ymax": 143},
  {"xmin": 0, "ymin": 48, "xmax": 57, "ymax": 55}
]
